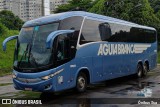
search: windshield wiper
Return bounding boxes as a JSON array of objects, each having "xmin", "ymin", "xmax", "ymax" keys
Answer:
[
  {"xmin": 17, "ymin": 43, "xmax": 39, "ymax": 70},
  {"xmin": 28, "ymin": 45, "xmax": 39, "ymax": 70},
  {"xmin": 29, "ymin": 52, "xmax": 39, "ymax": 69},
  {"xmin": 18, "ymin": 44, "xmax": 29, "ymax": 69}
]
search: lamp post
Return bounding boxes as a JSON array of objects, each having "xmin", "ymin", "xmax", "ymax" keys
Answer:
[
  {"xmin": 42, "ymin": 0, "xmax": 50, "ymax": 16},
  {"xmin": 42, "ymin": 0, "xmax": 44, "ymax": 16}
]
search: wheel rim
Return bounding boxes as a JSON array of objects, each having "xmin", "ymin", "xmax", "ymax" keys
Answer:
[{"xmin": 78, "ymin": 77, "xmax": 85, "ymax": 89}]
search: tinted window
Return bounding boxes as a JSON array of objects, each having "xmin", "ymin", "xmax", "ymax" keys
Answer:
[
  {"xmin": 129, "ymin": 28, "xmax": 156, "ymax": 43},
  {"xmin": 108, "ymin": 23, "xmax": 130, "ymax": 42},
  {"xmin": 99, "ymin": 23, "xmax": 112, "ymax": 41},
  {"xmin": 80, "ymin": 18, "xmax": 156, "ymax": 44},
  {"xmin": 59, "ymin": 16, "xmax": 83, "ymax": 31},
  {"xmin": 108, "ymin": 24, "xmax": 156, "ymax": 43},
  {"xmin": 144, "ymin": 30, "xmax": 156, "ymax": 43},
  {"xmin": 80, "ymin": 19, "xmax": 101, "ymax": 44},
  {"xmin": 55, "ymin": 34, "xmax": 74, "ymax": 67},
  {"xmin": 80, "ymin": 19, "xmax": 107, "ymax": 44},
  {"xmin": 57, "ymin": 35, "xmax": 70, "ymax": 61},
  {"xmin": 59, "ymin": 16, "xmax": 83, "ymax": 47}
]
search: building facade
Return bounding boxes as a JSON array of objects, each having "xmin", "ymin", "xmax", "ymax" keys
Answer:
[
  {"xmin": 50, "ymin": 0, "xmax": 68, "ymax": 12},
  {"xmin": 0, "ymin": 0, "xmax": 4, "ymax": 11},
  {"xmin": 0, "ymin": 0, "xmax": 13, "ymax": 12},
  {"xmin": 11, "ymin": 0, "xmax": 42, "ymax": 21},
  {"xmin": 0, "ymin": 0, "xmax": 42, "ymax": 21},
  {"xmin": 0, "ymin": 0, "xmax": 68, "ymax": 21}
]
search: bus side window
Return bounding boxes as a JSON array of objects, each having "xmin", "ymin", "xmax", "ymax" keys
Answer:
[
  {"xmin": 99, "ymin": 23, "xmax": 111, "ymax": 41},
  {"xmin": 55, "ymin": 33, "xmax": 76, "ymax": 66},
  {"xmin": 56, "ymin": 35, "xmax": 70, "ymax": 61}
]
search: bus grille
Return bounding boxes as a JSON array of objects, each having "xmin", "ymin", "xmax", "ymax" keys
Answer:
[{"xmin": 16, "ymin": 77, "xmax": 42, "ymax": 83}]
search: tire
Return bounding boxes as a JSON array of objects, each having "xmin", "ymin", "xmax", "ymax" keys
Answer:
[
  {"xmin": 136, "ymin": 64, "xmax": 143, "ymax": 78},
  {"xmin": 76, "ymin": 72, "xmax": 87, "ymax": 92},
  {"xmin": 143, "ymin": 63, "xmax": 148, "ymax": 76}
]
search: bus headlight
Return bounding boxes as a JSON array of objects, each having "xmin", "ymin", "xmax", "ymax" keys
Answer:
[
  {"xmin": 12, "ymin": 74, "xmax": 16, "ymax": 79},
  {"xmin": 41, "ymin": 75, "xmax": 51, "ymax": 80},
  {"xmin": 41, "ymin": 73, "xmax": 56, "ymax": 80},
  {"xmin": 41, "ymin": 69, "xmax": 64, "ymax": 80}
]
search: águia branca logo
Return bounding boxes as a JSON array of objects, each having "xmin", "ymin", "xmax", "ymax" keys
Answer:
[{"xmin": 98, "ymin": 44, "xmax": 151, "ymax": 56}]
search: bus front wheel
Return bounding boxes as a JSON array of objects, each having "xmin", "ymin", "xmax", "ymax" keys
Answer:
[
  {"xmin": 76, "ymin": 72, "xmax": 87, "ymax": 92},
  {"xmin": 137, "ymin": 64, "xmax": 143, "ymax": 78}
]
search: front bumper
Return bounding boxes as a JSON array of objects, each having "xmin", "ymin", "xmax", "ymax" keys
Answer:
[
  {"xmin": 13, "ymin": 78, "xmax": 55, "ymax": 92},
  {"xmin": 12, "ymin": 69, "xmax": 57, "ymax": 92}
]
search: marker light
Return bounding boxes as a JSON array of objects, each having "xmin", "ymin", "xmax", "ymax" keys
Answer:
[
  {"xmin": 41, "ymin": 75, "xmax": 50, "ymax": 80},
  {"xmin": 41, "ymin": 74, "xmax": 55, "ymax": 80},
  {"xmin": 41, "ymin": 69, "xmax": 64, "ymax": 80},
  {"xmin": 12, "ymin": 74, "xmax": 16, "ymax": 79}
]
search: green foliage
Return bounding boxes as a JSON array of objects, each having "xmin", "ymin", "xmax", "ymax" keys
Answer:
[
  {"xmin": 0, "ymin": 10, "xmax": 24, "ymax": 30},
  {"xmin": 156, "ymin": 10, "xmax": 160, "ymax": 19},
  {"xmin": 149, "ymin": 0, "xmax": 160, "ymax": 13},
  {"xmin": 0, "ymin": 11, "xmax": 21, "ymax": 75},
  {"xmin": 158, "ymin": 51, "xmax": 160, "ymax": 63},
  {"xmin": 54, "ymin": 0, "xmax": 93, "ymax": 13},
  {"xmin": 129, "ymin": 0, "xmax": 158, "ymax": 25},
  {"xmin": 0, "ymin": 30, "xmax": 19, "ymax": 75},
  {"xmin": 89, "ymin": 0, "xmax": 160, "ymax": 42},
  {"xmin": 90, "ymin": 0, "xmax": 155, "ymax": 21},
  {"xmin": 89, "ymin": 0, "xmax": 106, "ymax": 15},
  {"xmin": 0, "ymin": 23, "xmax": 8, "ymax": 36}
]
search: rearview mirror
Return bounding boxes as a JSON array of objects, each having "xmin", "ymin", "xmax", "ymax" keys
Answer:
[
  {"xmin": 2, "ymin": 35, "xmax": 18, "ymax": 51},
  {"xmin": 46, "ymin": 30, "xmax": 75, "ymax": 49}
]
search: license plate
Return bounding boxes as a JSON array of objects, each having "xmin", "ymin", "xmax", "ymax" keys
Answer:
[{"xmin": 25, "ymin": 88, "xmax": 32, "ymax": 91}]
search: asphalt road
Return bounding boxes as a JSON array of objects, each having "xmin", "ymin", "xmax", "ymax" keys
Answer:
[{"xmin": 1, "ymin": 66, "xmax": 160, "ymax": 107}]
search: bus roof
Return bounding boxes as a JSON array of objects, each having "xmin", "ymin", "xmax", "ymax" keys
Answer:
[{"xmin": 23, "ymin": 11, "xmax": 156, "ymax": 31}]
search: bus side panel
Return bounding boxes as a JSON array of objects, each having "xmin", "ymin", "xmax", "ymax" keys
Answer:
[
  {"xmin": 54, "ymin": 62, "xmax": 72, "ymax": 91},
  {"xmin": 92, "ymin": 56, "xmax": 103, "ymax": 80},
  {"xmin": 102, "ymin": 44, "xmax": 123, "ymax": 80},
  {"xmin": 148, "ymin": 42, "xmax": 157, "ymax": 70},
  {"xmin": 121, "ymin": 54, "xmax": 135, "ymax": 75},
  {"xmin": 76, "ymin": 43, "xmax": 105, "ymax": 83}
]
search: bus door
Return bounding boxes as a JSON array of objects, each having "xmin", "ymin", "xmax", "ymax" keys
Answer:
[{"xmin": 54, "ymin": 33, "xmax": 77, "ymax": 91}]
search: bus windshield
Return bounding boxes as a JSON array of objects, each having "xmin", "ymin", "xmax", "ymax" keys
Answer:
[{"xmin": 14, "ymin": 23, "xmax": 59, "ymax": 72}]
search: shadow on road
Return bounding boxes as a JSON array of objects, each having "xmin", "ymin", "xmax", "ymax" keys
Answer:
[{"xmin": 38, "ymin": 74, "xmax": 156, "ymax": 104}]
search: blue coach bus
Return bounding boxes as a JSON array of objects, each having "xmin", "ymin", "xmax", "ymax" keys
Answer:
[{"xmin": 3, "ymin": 11, "xmax": 157, "ymax": 92}]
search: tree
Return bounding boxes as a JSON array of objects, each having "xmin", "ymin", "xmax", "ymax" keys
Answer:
[
  {"xmin": 156, "ymin": 10, "xmax": 160, "ymax": 19},
  {"xmin": 129, "ymin": 0, "xmax": 159, "ymax": 25},
  {"xmin": 130, "ymin": 0, "xmax": 160, "ymax": 41},
  {"xmin": 90, "ymin": 0, "xmax": 159, "ymax": 24},
  {"xmin": 0, "ymin": 10, "xmax": 24, "ymax": 30},
  {"xmin": 89, "ymin": 0, "xmax": 106, "ymax": 15},
  {"xmin": 90, "ymin": 0, "xmax": 135, "ymax": 20},
  {"xmin": 89, "ymin": 0, "xmax": 160, "ymax": 41},
  {"xmin": 54, "ymin": 0, "xmax": 93, "ymax": 13},
  {"xmin": 149, "ymin": 0, "xmax": 160, "ymax": 13},
  {"xmin": 0, "ymin": 23, "xmax": 8, "ymax": 36}
]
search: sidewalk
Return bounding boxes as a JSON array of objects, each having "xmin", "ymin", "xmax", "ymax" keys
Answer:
[
  {"xmin": 0, "ymin": 75, "xmax": 12, "ymax": 84},
  {"xmin": 0, "ymin": 75, "xmax": 20, "ymax": 96}
]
